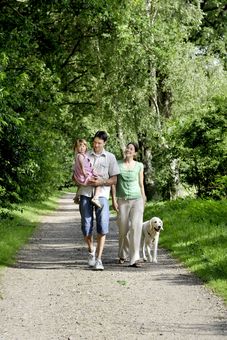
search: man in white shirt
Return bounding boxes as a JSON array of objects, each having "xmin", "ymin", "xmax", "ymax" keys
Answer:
[{"xmin": 77, "ymin": 131, "xmax": 119, "ymax": 270}]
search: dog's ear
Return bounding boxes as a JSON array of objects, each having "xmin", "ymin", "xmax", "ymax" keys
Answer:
[{"xmin": 161, "ymin": 224, "xmax": 164, "ymax": 231}]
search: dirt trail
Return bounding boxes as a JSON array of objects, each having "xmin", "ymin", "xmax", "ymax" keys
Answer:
[{"xmin": 0, "ymin": 193, "xmax": 226, "ymax": 340}]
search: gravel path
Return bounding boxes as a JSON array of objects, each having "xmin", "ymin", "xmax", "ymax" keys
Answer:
[{"xmin": 0, "ymin": 193, "xmax": 226, "ymax": 340}]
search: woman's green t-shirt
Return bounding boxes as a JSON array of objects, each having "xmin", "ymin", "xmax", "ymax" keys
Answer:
[{"xmin": 116, "ymin": 160, "xmax": 143, "ymax": 199}]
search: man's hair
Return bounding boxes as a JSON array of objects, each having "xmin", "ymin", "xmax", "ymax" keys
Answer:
[{"xmin": 94, "ymin": 130, "xmax": 108, "ymax": 142}]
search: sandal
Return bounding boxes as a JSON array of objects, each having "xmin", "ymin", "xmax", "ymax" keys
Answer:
[
  {"xmin": 128, "ymin": 262, "xmax": 142, "ymax": 268},
  {"xmin": 118, "ymin": 258, "xmax": 125, "ymax": 264}
]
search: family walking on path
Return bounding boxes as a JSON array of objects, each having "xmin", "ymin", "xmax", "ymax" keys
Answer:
[
  {"xmin": 0, "ymin": 192, "xmax": 226, "ymax": 339},
  {"xmin": 72, "ymin": 130, "xmax": 148, "ymax": 270}
]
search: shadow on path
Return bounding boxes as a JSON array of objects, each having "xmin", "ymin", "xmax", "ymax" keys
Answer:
[
  {"xmin": 4, "ymin": 193, "xmax": 227, "ymax": 339},
  {"xmin": 13, "ymin": 193, "xmax": 206, "ymax": 287}
]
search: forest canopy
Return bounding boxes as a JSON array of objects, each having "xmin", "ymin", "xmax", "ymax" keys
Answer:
[{"xmin": 0, "ymin": 0, "xmax": 226, "ymax": 211}]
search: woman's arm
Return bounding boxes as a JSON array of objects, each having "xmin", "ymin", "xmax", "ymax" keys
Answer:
[
  {"xmin": 111, "ymin": 184, "xmax": 119, "ymax": 212},
  {"xmin": 139, "ymin": 168, "xmax": 147, "ymax": 205}
]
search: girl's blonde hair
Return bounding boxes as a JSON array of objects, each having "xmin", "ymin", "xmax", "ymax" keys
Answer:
[{"xmin": 74, "ymin": 138, "xmax": 88, "ymax": 152}]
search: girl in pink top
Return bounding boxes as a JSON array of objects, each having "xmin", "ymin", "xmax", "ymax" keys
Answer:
[{"xmin": 73, "ymin": 139, "xmax": 102, "ymax": 208}]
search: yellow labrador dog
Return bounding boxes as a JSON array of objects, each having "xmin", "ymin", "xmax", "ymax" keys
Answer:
[{"xmin": 141, "ymin": 217, "xmax": 163, "ymax": 263}]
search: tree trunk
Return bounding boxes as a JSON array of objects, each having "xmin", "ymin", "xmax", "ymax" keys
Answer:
[{"xmin": 169, "ymin": 158, "xmax": 181, "ymax": 200}]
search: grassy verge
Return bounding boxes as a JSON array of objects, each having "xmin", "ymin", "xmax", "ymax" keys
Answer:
[
  {"xmin": 1, "ymin": 190, "xmax": 226, "ymax": 304},
  {"xmin": 144, "ymin": 198, "xmax": 227, "ymax": 304},
  {"xmin": 0, "ymin": 190, "xmax": 70, "ymax": 268}
]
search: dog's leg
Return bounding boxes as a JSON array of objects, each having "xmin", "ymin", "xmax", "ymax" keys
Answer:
[
  {"xmin": 147, "ymin": 242, "xmax": 153, "ymax": 262},
  {"xmin": 141, "ymin": 234, "xmax": 147, "ymax": 261},
  {"xmin": 152, "ymin": 233, "xmax": 160, "ymax": 263},
  {"xmin": 143, "ymin": 244, "xmax": 147, "ymax": 262}
]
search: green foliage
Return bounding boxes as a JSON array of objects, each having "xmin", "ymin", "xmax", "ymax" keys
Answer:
[
  {"xmin": 172, "ymin": 97, "xmax": 227, "ymax": 198},
  {"xmin": 210, "ymin": 176, "xmax": 227, "ymax": 200},
  {"xmin": 144, "ymin": 198, "xmax": 227, "ymax": 303},
  {"xmin": 0, "ymin": 0, "xmax": 226, "ymax": 206},
  {"xmin": 0, "ymin": 1, "xmax": 72, "ymax": 206},
  {"xmin": 190, "ymin": 0, "xmax": 227, "ymax": 68}
]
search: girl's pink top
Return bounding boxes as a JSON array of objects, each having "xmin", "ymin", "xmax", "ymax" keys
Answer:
[{"xmin": 74, "ymin": 153, "xmax": 96, "ymax": 185}]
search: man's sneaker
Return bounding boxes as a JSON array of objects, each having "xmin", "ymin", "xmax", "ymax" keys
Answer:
[
  {"xmin": 94, "ymin": 259, "xmax": 104, "ymax": 271},
  {"xmin": 88, "ymin": 246, "xmax": 96, "ymax": 267},
  {"xmin": 91, "ymin": 197, "xmax": 102, "ymax": 209}
]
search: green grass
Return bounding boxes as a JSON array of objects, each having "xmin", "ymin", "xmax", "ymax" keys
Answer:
[
  {"xmin": 144, "ymin": 198, "xmax": 227, "ymax": 304},
  {"xmin": 1, "ymin": 190, "xmax": 226, "ymax": 304},
  {"xmin": 0, "ymin": 190, "xmax": 67, "ymax": 267}
]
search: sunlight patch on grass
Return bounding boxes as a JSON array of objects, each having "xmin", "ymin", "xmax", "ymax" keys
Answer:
[
  {"xmin": 208, "ymin": 279, "xmax": 227, "ymax": 303},
  {"xmin": 144, "ymin": 198, "xmax": 227, "ymax": 304}
]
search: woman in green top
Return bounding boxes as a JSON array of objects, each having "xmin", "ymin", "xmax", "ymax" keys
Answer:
[{"xmin": 112, "ymin": 142, "xmax": 147, "ymax": 267}]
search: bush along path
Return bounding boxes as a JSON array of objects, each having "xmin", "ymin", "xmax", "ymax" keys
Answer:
[{"xmin": 0, "ymin": 193, "xmax": 226, "ymax": 340}]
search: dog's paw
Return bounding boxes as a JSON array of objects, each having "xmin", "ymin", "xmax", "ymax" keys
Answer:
[
  {"xmin": 143, "ymin": 257, "xmax": 148, "ymax": 262},
  {"xmin": 153, "ymin": 258, "xmax": 158, "ymax": 264}
]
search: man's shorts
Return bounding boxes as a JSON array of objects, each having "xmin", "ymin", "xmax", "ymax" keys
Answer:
[{"xmin": 79, "ymin": 195, "xmax": 109, "ymax": 236}]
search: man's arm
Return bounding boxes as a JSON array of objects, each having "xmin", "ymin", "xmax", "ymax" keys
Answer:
[{"xmin": 87, "ymin": 175, "xmax": 117, "ymax": 187}]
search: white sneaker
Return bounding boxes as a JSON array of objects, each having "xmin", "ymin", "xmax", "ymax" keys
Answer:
[
  {"xmin": 88, "ymin": 246, "xmax": 96, "ymax": 267},
  {"xmin": 94, "ymin": 259, "xmax": 104, "ymax": 271}
]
